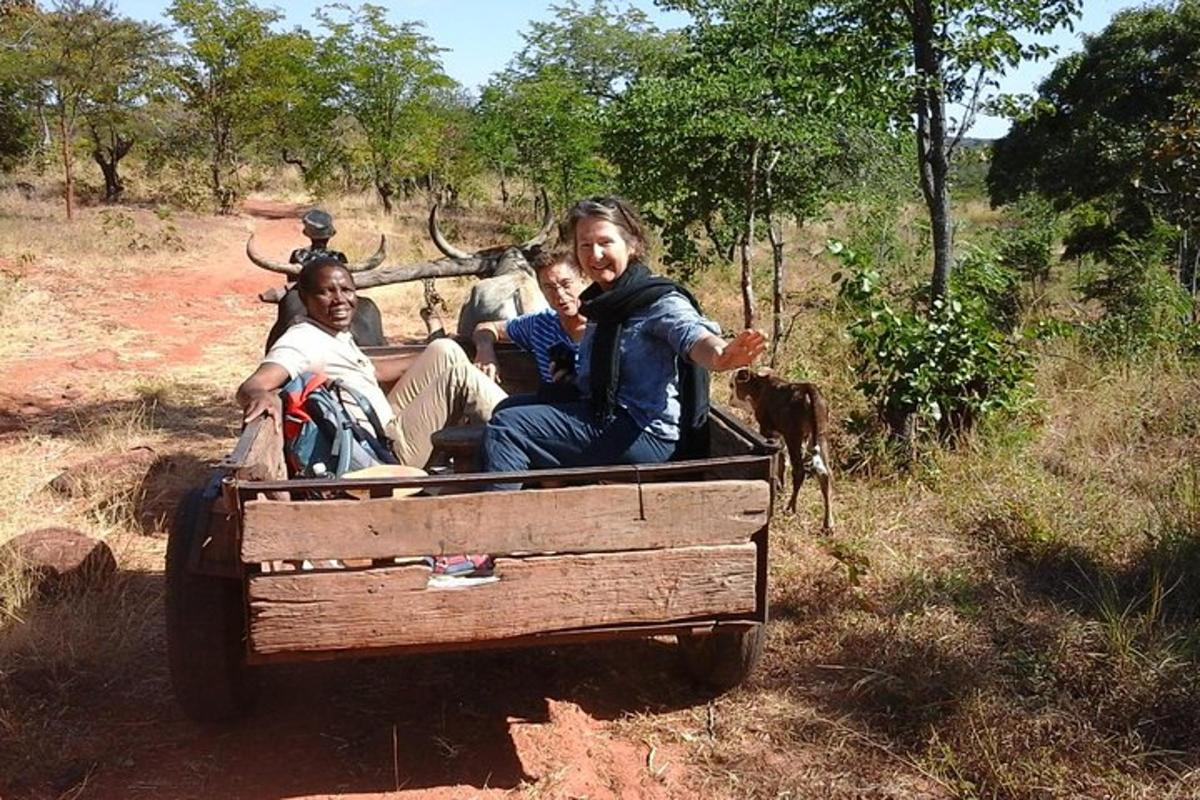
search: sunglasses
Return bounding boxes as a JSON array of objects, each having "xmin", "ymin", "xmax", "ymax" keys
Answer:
[{"xmin": 580, "ymin": 195, "xmax": 637, "ymax": 231}]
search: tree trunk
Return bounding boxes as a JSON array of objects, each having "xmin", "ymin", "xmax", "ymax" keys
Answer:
[
  {"xmin": 281, "ymin": 149, "xmax": 308, "ymax": 178},
  {"xmin": 93, "ymin": 152, "xmax": 120, "ymax": 201},
  {"xmin": 764, "ymin": 151, "xmax": 784, "ymax": 366},
  {"xmin": 58, "ymin": 113, "xmax": 73, "ymax": 220},
  {"xmin": 703, "ymin": 217, "xmax": 735, "ymax": 263},
  {"xmin": 739, "ymin": 139, "xmax": 763, "ymax": 331},
  {"xmin": 498, "ymin": 164, "xmax": 509, "ymax": 207},
  {"xmin": 912, "ymin": 0, "xmax": 953, "ymax": 302},
  {"xmin": 37, "ymin": 103, "xmax": 51, "ymax": 152},
  {"xmin": 376, "ymin": 179, "xmax": 394, "ymax": 214},
  {"xmin": 91, "ymin": 128, "xmax": 133, "ymax": 203}
]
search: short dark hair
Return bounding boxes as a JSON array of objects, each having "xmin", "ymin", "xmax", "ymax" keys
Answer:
[
  {"xmin": 529, "ymin": 246, "xmax": 579, "ymax": 276},
  {"xmin": 297, "ymin": 255, "xmax": 352, "ymax": 294},
  {"xmin": 561, "ymin": 195, "xmax": 648, "ymax": 261}
]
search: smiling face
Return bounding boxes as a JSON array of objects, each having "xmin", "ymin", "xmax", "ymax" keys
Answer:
[
  {"xmin": 574, "ymin": 216, "xmax": 635, "ymax": 290},
  {"xmin": 300, "ymin": 263, "xmax": 357, "ymax": 332},
  {"xmin": 537, "ymin": 261, "xmax": 585, "ymax": 319}
]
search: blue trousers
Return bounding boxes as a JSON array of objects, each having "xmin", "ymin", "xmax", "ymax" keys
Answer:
[{"xmin": 480, "ymin": 400, "xmax": 676, "ymax": 488}]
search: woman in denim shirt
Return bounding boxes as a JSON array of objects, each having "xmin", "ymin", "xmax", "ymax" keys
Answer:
[{"xmin": 480, "ymin": 196, "xmax": 764, "ymax": 479}]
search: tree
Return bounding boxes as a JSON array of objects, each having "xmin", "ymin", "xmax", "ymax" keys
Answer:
[
  {"xmin": 316, "ymin": 4, "xmax": 455, "ymax": 213},
  {"xmin": 167, "ymin": 0, "xmax": 286, "ymax": 212},
  {"xmin": 990, "ymin": 1, "xmax": 1200, "ymax": 294},
  {"xmin": 471, "ymin": 84, "xmax": 522, "ymax": 206},
  {"xmin": 9, "ymin": 1, "xmax": 165, "ymax": 216},
  {"xmin": 237, "ymin": 27, "xmax": 328, "ymax": 181},
  {"xmin": 609, "ymin": 0, "xmax": 894, "ymax": 338},
  {"xmin": 478, "ymin": 68, "xmax": 608, "ymax": 207},
  {"xmin": 0, "ymin": 6, "xmax": 37, "ymax": 171},
  {"xmin": 82, "ymin": 19, "xmax": 168, "ymax": 200},
  {"xmin": 471, "ymin": 1, "xmax": 672, "ymax": 208},
  {"xmin": 513, "ymin": 0, "xmax": 677, "ymax": 102},
  {"xmin": 847, "ymin": 0, "xmax": 1080, "ymax": 301}
]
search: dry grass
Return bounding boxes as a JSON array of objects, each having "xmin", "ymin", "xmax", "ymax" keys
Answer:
[{"xmin": 2, "ymin": 180, "xmax": 1198, "ymax": 799}]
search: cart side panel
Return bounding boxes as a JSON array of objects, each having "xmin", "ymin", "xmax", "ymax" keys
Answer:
[
  {"xmin": 247, "ymin": 542, "xmax": 757, "ymax": 656},
  {"xmin": 240, "ymin": 478, "xmax": 769, "ymax": 563}
]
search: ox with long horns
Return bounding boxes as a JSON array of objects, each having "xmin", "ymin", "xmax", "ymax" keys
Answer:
[
  {"xmin": 246, "ymin": 218, "xmax": 388, "ymax": 350},
  {"xmin": 347, "ymin": 193, "xmax": 557, "ymax": 336}
]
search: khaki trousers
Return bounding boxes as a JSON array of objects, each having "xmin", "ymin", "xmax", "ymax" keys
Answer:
[{"xmin": 384, "ymin": 338, "xmax": 507, "ymax": 468}]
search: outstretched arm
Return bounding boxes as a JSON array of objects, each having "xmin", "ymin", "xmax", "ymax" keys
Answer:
[
  {"xmin": 236, "ymin": 363, "xmax": 290, "ymax": 425},
  {"xmin": 688, "ymin": 329, "xmax": 766, "ymax": 372}
]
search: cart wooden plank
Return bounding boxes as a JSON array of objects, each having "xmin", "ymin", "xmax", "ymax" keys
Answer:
[
  {"xmin": 240, "ymin": 479, "xmax": 769, "ymax": 562},
  {"xmin": 247, "ymin": 542, "xmax": 757, "ymax": 655}
]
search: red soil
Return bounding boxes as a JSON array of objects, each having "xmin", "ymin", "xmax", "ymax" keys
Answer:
[{"xmin": 3, "ymin": 200, "xmax": 702, "ymax": 800}]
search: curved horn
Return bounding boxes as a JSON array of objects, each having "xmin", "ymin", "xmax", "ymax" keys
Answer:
[
  {"xmin": 246, "ymin": 233, "xmax": 300, "ymax": 276},
  {"xmin": 344, "ymin": 234, "xmax": 388, "ymax": 272},
  {"xmin": 520, "ymin": 187, "xmax": 554, "ymax": 249},
  {"xmin": 352, "ymin": 257, "xmax": 490, "ymax": 289},
  {"xmin": 428, "ymin": 204, "xmax": 473, "ymax": 260}
]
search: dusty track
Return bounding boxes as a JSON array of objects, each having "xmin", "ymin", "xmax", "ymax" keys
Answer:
[{"xmin": 1, "ymin": 199, "xmax": 698, "ymax": 800}]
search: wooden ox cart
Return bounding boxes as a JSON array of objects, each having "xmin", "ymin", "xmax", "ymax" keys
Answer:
[{"xmin": 165, "ymin": 343, "xmax": 779, "ymax": 721}]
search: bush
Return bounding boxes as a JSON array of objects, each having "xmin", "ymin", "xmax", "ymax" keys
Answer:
[
  {"xmin": 1080, "ymin": 229, "xmax": 1195, "ymax": 360},
  {"xmin": 994, "ymin": 193, "xmax": 1059, "ymax": 285},
  {"xmin": 833, "ymin": 241, "xmax": 1034, "ymax": 441}
]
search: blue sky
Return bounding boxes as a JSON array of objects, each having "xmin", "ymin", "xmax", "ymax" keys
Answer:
[{"xmin": 120, "ymin": 0, "xmax": 1139, "ymax": 139}]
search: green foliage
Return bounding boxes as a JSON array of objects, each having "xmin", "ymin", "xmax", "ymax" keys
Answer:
[
  {"xmin": 953, "ymin": 245, "xmax": 1022, "ymax": 331},
  {"xmin": 476, "ymin": 68, "xmax": 608, "ymax": 206},
  {"xmin": 993, "ymin": 193, "xmax": 1060, "ymax": 285},
  {"xmin": 512, "ymin": 0, "xmax": 676, "ymax": 103},
  {"xmin": 315, "ymin": 4, "xmax": 456, "ymax": 210},
  {"xmin": 476, "ymin": 1, "xmax": 672, "ymax": 206},
  {"xmin": 833, "ymin": 240, "xmax": 1033, "ymax": 439},
  {"xmin": 167, "ymin": 0, "xmax": 288, "ymax": 210},
  {"xmin": 0, "ymin": 79, "xmax": 34, "ymax": 171},
  {"xmin": 1079, "ymin": 229, "xmax": 1195, "ymax": 360},
  {"xmin": 989, "ymin": 0, "xmax": 1200, "ymax": 261},
  {"xmin": 608, "ymin": 0, "xmax": 895, "ymax": 269}
]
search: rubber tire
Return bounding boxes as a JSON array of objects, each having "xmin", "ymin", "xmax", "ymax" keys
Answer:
[
  {"xmin": 678, "ymin": 624, "xmax": 766, "ymax": 691},
  {"xmin": 165, "ymin": 487, "xmax": 257, "ymax": 722}
]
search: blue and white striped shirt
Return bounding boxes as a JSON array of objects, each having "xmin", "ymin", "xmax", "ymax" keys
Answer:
[{"xmin": 506, "ymin": 308, "xmax": 578, "ymax": 384}]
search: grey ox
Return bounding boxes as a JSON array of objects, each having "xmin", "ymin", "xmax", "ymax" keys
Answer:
[
  {"xmin": 246, "ymin": 197, "xmax": 555, "ymax": 343},
  {"xmin": 362, "ymin": 196, "xmax": 555, "ymax": 336}
]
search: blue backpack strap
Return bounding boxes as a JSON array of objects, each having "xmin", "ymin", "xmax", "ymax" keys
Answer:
[
  {"xmin": 329, "ymin": 381, "xmax": 398, "ymax": 464},
  {"xmin": 331, "ymin": 381, "xmax": 391, "ymax": 442}
]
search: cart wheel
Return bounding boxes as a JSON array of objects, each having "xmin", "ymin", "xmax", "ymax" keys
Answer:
[
  {"xmin": 166, "ymin": 487, "xmax": 257, "ymax": 721},
  {"xmin": 678, "ymin": 624, "xmax": 765, "ymax": 691}
]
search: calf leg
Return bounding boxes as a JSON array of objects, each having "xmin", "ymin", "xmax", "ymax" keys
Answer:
[
  {"xmin": 783, "ymin": 434, "xmax": 807, "ymax": 513},
  {"xmin": 811, "ymin": 437, "xmax": 834, "ymax": 531}
]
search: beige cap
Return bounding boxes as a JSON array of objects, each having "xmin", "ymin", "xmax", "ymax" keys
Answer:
[{"xmin": 341, "ymin": 464, "xmax": 427, "ymax": 499}]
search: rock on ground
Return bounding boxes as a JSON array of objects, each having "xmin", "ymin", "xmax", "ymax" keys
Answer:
[{"xmin": 2, "ymin": 527, "xmax": 117, "ymax": 595}]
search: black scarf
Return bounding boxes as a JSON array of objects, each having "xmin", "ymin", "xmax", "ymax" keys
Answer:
[{"xmin": 579, "ymin": 263, "xmax": 711, "ymax": 455}]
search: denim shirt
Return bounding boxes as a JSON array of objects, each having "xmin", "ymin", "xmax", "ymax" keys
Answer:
[{"xmin": 575, "ymin": 291, "xmax": 720, "ymax": 440}]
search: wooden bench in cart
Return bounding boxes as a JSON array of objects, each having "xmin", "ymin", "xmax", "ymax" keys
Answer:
[{"xmin": 165, "ymin": 342, "xmax": 781, "ymax": 722}]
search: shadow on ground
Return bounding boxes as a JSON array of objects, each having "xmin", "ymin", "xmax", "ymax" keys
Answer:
[
  {"xmin": 1, "ymin": 567, "xmax": 712, "ymax": 800},
  {"xmin": 0, "ymin": 390, "xmax": 238, "ymax": 443},
  {"xmin": 757, "ymin": 512, "xmax": 1200, "ymax": 785}
]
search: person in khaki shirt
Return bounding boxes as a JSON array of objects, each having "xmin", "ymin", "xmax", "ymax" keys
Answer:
[{"xmin": 237, "ymin": 256, "xmax": 506, "ymax": 468}]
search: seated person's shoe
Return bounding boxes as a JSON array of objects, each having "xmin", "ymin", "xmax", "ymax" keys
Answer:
[{"xmin": 424, "ymin": 553, "xmax": 494, "ymax": 577}]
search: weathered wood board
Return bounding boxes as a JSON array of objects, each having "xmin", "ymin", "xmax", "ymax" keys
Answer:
[
  {"xmin": 247, "ymin": 543, "xmax": 757, "ymax": 655},
  {"xmin": 240, "ymin": 479, "xmax": 769, "ymax": 562}
]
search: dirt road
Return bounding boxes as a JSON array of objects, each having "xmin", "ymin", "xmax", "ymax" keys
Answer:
[{"xmin": 1, "ymin": 199, "xmax": 697, "ymax": 800}]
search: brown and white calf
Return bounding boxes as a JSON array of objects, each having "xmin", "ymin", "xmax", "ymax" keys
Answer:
[{"xmin": 730, "ymin": 368, "xmax": 834, "ymax": 531}]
